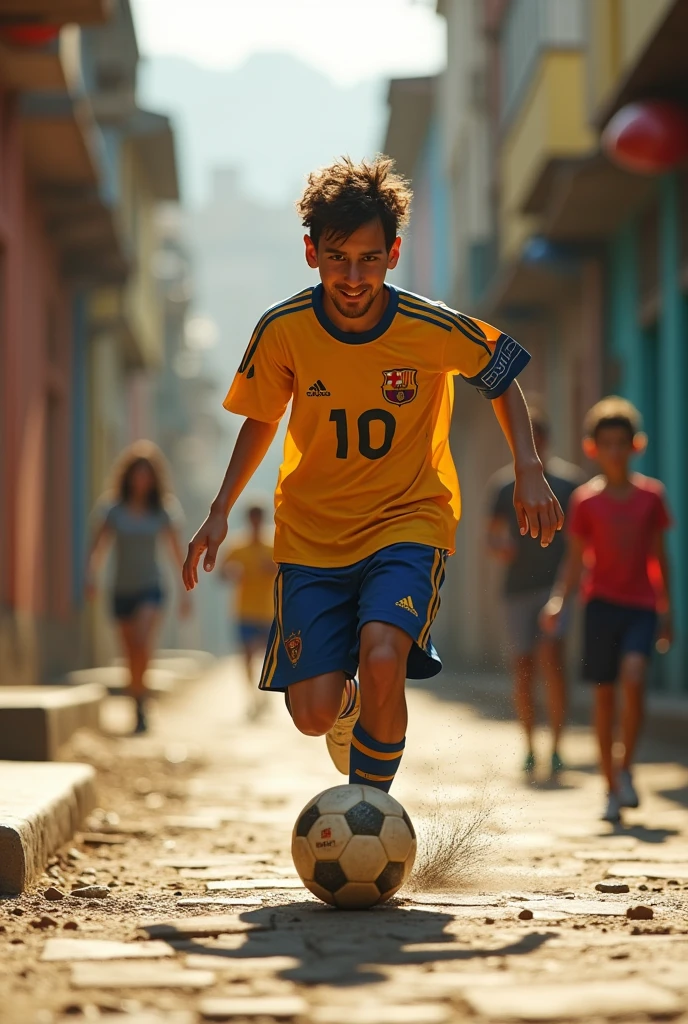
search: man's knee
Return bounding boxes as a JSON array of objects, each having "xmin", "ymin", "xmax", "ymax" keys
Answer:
[
  {"xmin": 360, "ymin": 642, "xmax": 406, "ymax": 704},
  {"xmin": 288, "ymin": 690, "xmax": 340, "ymax": 737}
]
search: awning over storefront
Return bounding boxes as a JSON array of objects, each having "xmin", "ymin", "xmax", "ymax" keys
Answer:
[
  {"xmin": 595, "ymin": 0, "xmax": 688, "ymax": 128},
  {"xmin": 384, "ymin": 77, "xmax": 435, "ymax": 180},
  {"xmin": 127, "ymin": 109, "xmax": 179, "ymax": 202},
  {"xmin": 0, "ymin": 1, "xmax": 111, "ymax": 25},
  {"xmin": 524, "ymin": 152, "xmax": 655, "ymax": 242}
]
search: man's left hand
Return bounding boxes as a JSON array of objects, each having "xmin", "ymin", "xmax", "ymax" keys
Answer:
[{"xmin": 513, "ymin": 463, "xmax": 564, "ymax": 547}]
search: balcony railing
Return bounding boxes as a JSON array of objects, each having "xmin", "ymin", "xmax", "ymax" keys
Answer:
[{"xmin": 502, "ymin": 0, "xmax": 585, "ymax": 125}]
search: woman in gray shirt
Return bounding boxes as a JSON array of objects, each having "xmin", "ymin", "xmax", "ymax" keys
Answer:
[{"xmin": 87, "ymin": 443, "xmax": 189, "ymax": 734}]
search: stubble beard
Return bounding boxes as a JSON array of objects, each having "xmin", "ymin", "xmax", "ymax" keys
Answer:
[{"xmin": 329, "ymin": 286, "xmax": 380, "ymax": 320}]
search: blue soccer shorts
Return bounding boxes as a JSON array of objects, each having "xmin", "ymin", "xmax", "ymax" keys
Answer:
[{"xmin": 258, "ymin": 542, "xmax": 447, "ymax": 691}]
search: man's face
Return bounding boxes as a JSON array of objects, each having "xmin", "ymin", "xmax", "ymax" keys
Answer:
[
  {"xmin": 590, "ymin": 426, "xmax": 635, "ymax": 474},
  {"xmin": 304, "ymin": 218, "xmax": 401, "ymax": 320}
]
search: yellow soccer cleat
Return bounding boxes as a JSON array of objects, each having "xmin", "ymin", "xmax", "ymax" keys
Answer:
[{"xmin": 325, "ymin": 680, "xmax": 361, "ymax": 775}]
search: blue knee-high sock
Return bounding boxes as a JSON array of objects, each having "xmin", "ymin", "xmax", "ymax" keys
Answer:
[{"xmin": 349, "ymin": 721, "xmax": 405, "ymax": 792}]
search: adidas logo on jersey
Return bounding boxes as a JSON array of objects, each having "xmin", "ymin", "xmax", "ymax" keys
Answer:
[
  {"xmin": 307, "ymin": 380, "xmax": 331, "ymax": 396},
  {"xmin": 395, "ymin": 596, "xmax": 418, "ymax": 617}
]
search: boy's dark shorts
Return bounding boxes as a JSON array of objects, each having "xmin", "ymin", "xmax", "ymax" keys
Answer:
[
  {"xmin": 112, "ymin": 585, "xmax": 164, "ymax": 621},
  {"xmin": 583, "ymin": 598, "xmax": 657, "ymax": 684},
  {"xmin": 258, "ymin": 543, "xmax": 447, "ymax": 692}
]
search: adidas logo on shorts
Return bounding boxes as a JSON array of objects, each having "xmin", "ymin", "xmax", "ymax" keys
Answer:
[
  {"xmin": 395, "ymin": 595, "xmax": 418, "ymax": 617},
  {"xmin": 307, "ymin": 380, "xmax": 331, "ymax": 396}
]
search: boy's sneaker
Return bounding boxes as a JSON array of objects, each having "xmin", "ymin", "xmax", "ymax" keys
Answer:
[
  {"xmin": 523, "ymin": 751, "xmax": 536, "ymax": 776},
  {"xmin": 618, "ymin": 768, "xmax": 639, "ymax": 808},
  {"xmin": 325, "ymin": 682, "xmax": 361, "ymax": 775},
  {"xmin": 602, "ymin": 791, "xmax": 621, "ymax": 823},
  {"xmin": 550, "ymin": 751, "xmax": 565, "ymax": 777}
]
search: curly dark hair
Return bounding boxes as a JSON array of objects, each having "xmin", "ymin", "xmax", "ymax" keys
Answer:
[{"xmin": 296, "ymin": 155, "xmax": 413, "ymax": 251}]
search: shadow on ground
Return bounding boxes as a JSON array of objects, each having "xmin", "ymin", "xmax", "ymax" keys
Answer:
[{"xmin": 151, "ymin": 902, "xmax": 557, "ymax": 986}]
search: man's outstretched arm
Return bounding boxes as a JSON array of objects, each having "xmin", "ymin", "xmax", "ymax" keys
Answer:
[
  {"xmin": 182, "ymin": 417, "xmax": 279, "ymax": 591},
  {"xmin": 491, "ymin": 382, "xmax": 564, "ymax": 547}
]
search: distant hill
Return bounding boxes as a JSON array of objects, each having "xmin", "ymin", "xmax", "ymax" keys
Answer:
[{"xmin": 138, "ymin": 52, "xmax": 386, "ymax": 206}]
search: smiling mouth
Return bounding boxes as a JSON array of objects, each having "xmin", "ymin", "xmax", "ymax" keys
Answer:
[{"xmin": 337, "ymin": 287, "xmax": 368, "ymax": 300}]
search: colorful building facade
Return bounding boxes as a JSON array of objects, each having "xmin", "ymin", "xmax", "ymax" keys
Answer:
[
  {"xmin": 0, "ymin": 0, "xmax": 179, "ymax": 682},
  {"xmin": 386, "ymin": 0, "xmax": 688, "ymax": 692}
]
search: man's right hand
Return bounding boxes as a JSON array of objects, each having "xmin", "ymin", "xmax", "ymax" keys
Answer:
[{"xmin": 182, "ymin": 510, "xmax": 229, "ymax": 591}]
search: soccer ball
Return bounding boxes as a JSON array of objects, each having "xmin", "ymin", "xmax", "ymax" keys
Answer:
[{"xmin": 291, "ymin": 784, "xmax": 416, "ymax": 909}]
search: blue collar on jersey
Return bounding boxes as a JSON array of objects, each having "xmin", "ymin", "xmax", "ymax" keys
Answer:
[{"xmin": 311, "ymin": 283, "xmax": 399, "ymax": 344}]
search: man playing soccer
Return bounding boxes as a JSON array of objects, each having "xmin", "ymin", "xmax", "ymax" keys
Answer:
[
  {"xmin": 183, "ymin": 157, "xmax": 563, "ymax": 793},
  {"xmin": 541, "ymin": 397, "xmax": 672, "ymax": 823}
]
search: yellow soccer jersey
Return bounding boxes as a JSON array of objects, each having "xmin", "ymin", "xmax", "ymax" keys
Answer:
[
  {"xmin": 224, "ymin": 284, "xmax": 530, "ymax": 567},
  {"xmin": 223, "ymin": 539, "xmax": 275, "ymax": 623}
]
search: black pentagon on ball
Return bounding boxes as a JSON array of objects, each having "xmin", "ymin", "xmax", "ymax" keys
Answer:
[
  {"xmin": 345, "ymin": 800, "xmax": 385, "ymax": 836},
  {"xmin": 402, "ymin": 807, "xmax": 416, "ymax": 839},
  {"xmin": 313, "ymin": 860, "xmax": 348, "ymax": 893},
  {"xmin": 295, "ymin": 803, "xmax": 320, "ymax": 838},
  {"xmin": 375, "ymin": 861, "xmax": 406, "ymax": 895}
]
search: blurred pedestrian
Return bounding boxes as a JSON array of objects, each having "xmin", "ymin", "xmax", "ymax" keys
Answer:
[
  {"xmin": 541, "ymin": 397, "xmax": 672, "ymax": 822},
  {"xmin": 487, "ymin": 399, "xmax": 584, "ymax": 778},
  {"xmin": 87, "ymin": 441, "xmax": 190, "ymax": 734},
  {"xmin": 221, "ymin": 504, "xmax": 276, "ymax": 717}
]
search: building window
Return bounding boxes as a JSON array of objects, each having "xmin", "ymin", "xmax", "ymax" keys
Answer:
[{"xmin": 501, "ymin": 0, "xmax": 585, "ymax": 124}]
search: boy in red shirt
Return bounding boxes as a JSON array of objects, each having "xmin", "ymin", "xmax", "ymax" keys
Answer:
[{"xmin": 541, "ymin": 397, "xmax": 672, "ymax": 823}]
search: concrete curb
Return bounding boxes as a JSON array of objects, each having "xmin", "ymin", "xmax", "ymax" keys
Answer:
[
  {"xmin": 65, "ymin": 666, "xmax": 178, "ymax": 697},
  {"xmin": 0, "ymin": 684, "xmax": 105, "ymax": 761},
  {"xmin": 0, "ymin": 761, "xmax": 97, "ymax": 894}
]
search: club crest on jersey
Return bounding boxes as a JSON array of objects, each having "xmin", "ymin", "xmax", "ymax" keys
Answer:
[
  {"xmin": 284, "ymin": 630, "xmax": 302, "ymax": 667},
  {"xmin": 381, "ymin": 368, "xmax": 418, "ymax": 406}
]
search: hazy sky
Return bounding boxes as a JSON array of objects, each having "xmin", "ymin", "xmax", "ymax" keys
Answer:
[{"xmin": 131, "ymin": 0, "xmax": 445, "ymax": 85}]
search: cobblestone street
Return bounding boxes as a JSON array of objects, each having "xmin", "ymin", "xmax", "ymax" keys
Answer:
[{"xmin": 2, "ymin": 659, "xmax": 687, "ymax": 1024}]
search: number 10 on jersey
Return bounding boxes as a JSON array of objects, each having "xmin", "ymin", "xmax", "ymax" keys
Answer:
[{"xmin": 329, "ymin": 409, "xmax": 396, "ymax": 461}]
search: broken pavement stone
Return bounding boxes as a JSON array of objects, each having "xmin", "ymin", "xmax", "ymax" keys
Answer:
[
  {"xmin": 42, "ymin": 938, "xmax": 175, "ymax": 961},
  {"xmin": 140, "ymin": 914, "xmax": 266, "ymax": 939},
  {"xmin": 70, "ymin": 885, "xmax": 110, "ymax": 899},
  {"xmin": 627, "ymin": 905, "xmax": 654, "ymax": 920},
  {"xmin": 176, "ymin": 897, "xmax": 262, "ymax": 907},
  {"xmin": 311, "ymin": 1005, "xmax": 450, "ymax": 1024},
  {"xmin": 607, "ymin": 861, "xmax": 688, "ymax": 880},
  {"xmin": 80, "ymin": 832, "xmax": 127, "ymax": 845},
  {"xmin": 404, "ymin": 893, "xmax": 501, "ymax": 908},
  {"xmin": 461, "ymin": 980, "xmax": 681, "ymax": 1020},
  {"xmin": 70, "ymin": 961, "xmax": 216, "ymax": 989},
  {"xmin": 199, "ymin": 996, "xmax": 308, "ymax": 1020},
  {"xmin": 185, "ymin": 954, "xmax": 299, "ymax": 975},
  {"xmin": 206, "ymin": 877, "xmax": 304, "ymax": 891},
  {"xmin": 506, "ymin": 897, "xmax": 628, "ymax": 917}
]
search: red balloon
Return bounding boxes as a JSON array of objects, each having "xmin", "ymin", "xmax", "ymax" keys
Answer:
[
  {"xmin": 0, "ymin": 24, "xmax": 60, "ymax": 47},
  {"xmin": 602, "ymin": 101, "xmax": 688, "ymax": 175}
]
